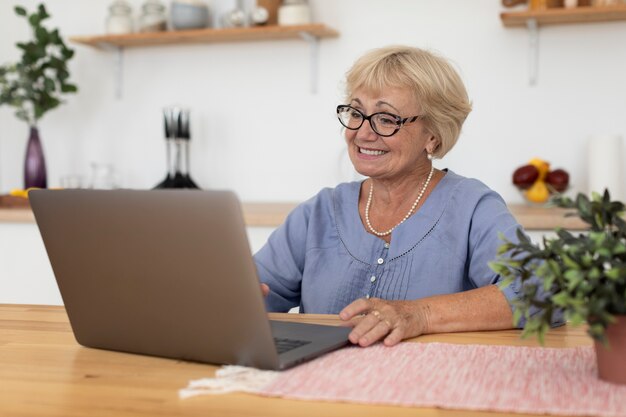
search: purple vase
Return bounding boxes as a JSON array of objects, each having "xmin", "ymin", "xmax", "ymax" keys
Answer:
[{"xmin": 24, "ymin": 127, "xmax": 47, "ymax": 189}]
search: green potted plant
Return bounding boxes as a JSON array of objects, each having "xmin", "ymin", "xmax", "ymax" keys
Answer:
[
  {"xmin": 490, "ymin": 190, "xmax": 626, "ymax": 385},
  {"xmin": 0, "ymin": 4, "xmax": 77, "ymax": 189}
]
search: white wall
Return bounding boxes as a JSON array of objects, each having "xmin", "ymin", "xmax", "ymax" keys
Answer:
[{"xmin": 1, "ymin": 0, "xmax": 626, "ymax": 203}]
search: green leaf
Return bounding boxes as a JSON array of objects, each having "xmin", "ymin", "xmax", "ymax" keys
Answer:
[
  {"xmin": 14, "ymin": 6, "xmax": 27, "ymax": 16},
  {"xmin": 614, "ymin": 242, "xmax": 626, "ymax": 254},
  {"xmin": 512, "ymin": 308, "xmax": 522, "ymax": 327},
  {"xmin": 588, "ymin": 267, "xmax": 601, "ymax": 280},
  {"xmin": 56, "ymin": 68, "xmax": 69, "ymax": 82},
  {"xmin": 15, "ymin": 109, "xmax": 30, "ymax": 122},
  {"xmin": 44, "ymin": 77, "xmax": 55, "ymax": 92},
  {"xmin": 34, "ymin": 103, "xmax": 44, "ymax": 120},
  {"xmin": 551, "ymin": 291, "xmax": 571, "ymax": 307},
  {"xmin": 60, "ymin": 83, "xmax": 77, "ymax": 93},
  {"xmin": 61, "ymin": 47, "xmax": 74, "ymax": 59},
  {"xmin": 514, "ymin": 228, "xmax": 530, "ymax": 245},
  {"xmin": 606, "ymin": 268, "xmax": 622, "ymax": 281},
  {"xmin": 38, "ymin": 4, "xmax": 50, "ymax": 20},
  {"xmin": 591, "ymin": 191, "xmax": 602, "ymax": 203},
  {"xmin": 29, "ymin": 14, "xmax": 42, "ymax": 27},
  {"xmin": 562, "ymin": 254, "xmax": 580, "ymax": 270},
  {"xmin": 35, "ymin": 26, "xmax": 49, "ymax": 45}
]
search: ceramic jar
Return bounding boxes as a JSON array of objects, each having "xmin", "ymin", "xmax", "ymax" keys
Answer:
[
  {"xmin": 277, "ymin": 0, "xmax": 311, "ymax": 26},
  {"xmin": 170, "ymin": 0, "xmax": 211, "ymax": 30},
  {"xmin": 106, "ymin": 0, "xmax": 134, "ymax": 34}
]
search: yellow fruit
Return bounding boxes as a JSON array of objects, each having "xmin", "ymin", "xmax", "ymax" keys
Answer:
[
  {"xmin": 9, "ymin": 189, "xmax": 28, "ymax": 198},
  {"xmin": 9, "ymin": 188, "xmax": 40, "ymax": 199},
  {"xmin": 525, "ymin": 180, "xmax": 550, "ymax": 203},
  {"xmin": 528, "ymin": 158, "xmax": 550, "ymax": 181}
]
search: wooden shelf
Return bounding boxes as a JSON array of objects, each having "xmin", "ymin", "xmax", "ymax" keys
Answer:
[
  {"xmin": 69, "ymin": 23, "xmax": 338, "ymax": 96},
  {"xmin": 501, "ymin": 5, "xmax": 626, "ymax": 27},
  {"xmin": 501, "ymin": 5, "xmax": 626, "ymax": 85},
  {"xmin": 69, "ymin": 24, "xmax": 339, "ymax": 49}
]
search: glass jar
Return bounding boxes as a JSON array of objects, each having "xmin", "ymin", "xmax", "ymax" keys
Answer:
[
  {"xmin": 106, "ymin": 0, "xmax": 134, "ymax": 34},
  {"xmin": 139, "ymin": 0, "xmax": 167, "ymax": 32},
  {"xmin": 277, "ymin": 0, "xmax": 311, "ymax": 26},
  {"xmin": 89, "ymin": 163, "xmax": 119, "ymax": 189}
]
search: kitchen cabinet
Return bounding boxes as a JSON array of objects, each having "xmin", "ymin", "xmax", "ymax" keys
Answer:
[
  {"xmin": 0, "ymin": 221, "xmax": 276, "ymax": 306},
  {"xmin": 500, "ymin": 5, "xmax": 626, "ymax": 85},
  {"xmin": 69, "ymin": 24, "xmax": 339, "ymax": 96},
  {"xmin": 0, "ymin": 202, "xmax": 587, "ymax": 305}
]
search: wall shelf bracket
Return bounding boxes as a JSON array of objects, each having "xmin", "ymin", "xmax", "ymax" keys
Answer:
[
  {"xmin": 527, "ymin": 18, "xmax": 539, "ymax": 86},
  {"xmin": 298, "ymin": 31, "xmax": 320, "ymax": 94},
  {"xmin": 98, "ymin": 43, "xmax": 124, "ymax": 100}
]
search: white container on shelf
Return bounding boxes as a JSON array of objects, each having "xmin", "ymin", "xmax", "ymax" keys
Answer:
[
  {"xmin": 587, "ymin": 134, "xmax": 625, "ymax": 201},
  {"xmin": 170, "ymin": 0, "xmax": 211, "ymax": 30},
  {"xmin": 277, "ymin": 0, "xmax": 311, "ymax": 26},
  {"xmin": 106, "ymin": 0, "xmax": 134, "ymax": 34}
]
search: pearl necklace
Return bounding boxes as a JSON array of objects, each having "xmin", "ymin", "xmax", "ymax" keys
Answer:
[{"xmin": 365, "ymin": 165, "xmax": 435, "ymax": 237}]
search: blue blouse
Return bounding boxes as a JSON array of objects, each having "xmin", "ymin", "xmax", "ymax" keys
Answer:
[{"xmin": 254, "ymin": 170, "xmax": 555, "ymax": 326}]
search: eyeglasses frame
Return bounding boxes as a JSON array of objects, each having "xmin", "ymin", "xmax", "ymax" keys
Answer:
[{"xmin": 336, "ymin": 105, "xmax": 424, "ymax": 138}]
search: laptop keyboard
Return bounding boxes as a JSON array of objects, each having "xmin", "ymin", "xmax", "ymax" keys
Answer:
[{"xmin": 274, "ymin": 337, "xmax": 311, "ymax": 354}]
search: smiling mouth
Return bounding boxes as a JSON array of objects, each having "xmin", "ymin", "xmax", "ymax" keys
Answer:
[{"xmin": 359, "ymin": 147, "xmax": 388, "ymax": 156}]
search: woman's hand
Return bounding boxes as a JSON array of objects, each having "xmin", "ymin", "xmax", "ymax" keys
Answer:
[
  {"xmin": 339, "ymin": 297, "xmax": 428, "ymax": 347},
  {"xmin": 260, "ymin": 283, "xmax": 270, "ymax": 297}
]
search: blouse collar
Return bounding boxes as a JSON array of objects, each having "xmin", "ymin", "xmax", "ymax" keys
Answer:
[{"xmin": 333, "ymin": 169, "xmax": 457, "ymax": 263}]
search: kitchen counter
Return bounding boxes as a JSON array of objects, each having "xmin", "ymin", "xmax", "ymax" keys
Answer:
[{"xmin": 0, "ymin": 202, "xmax": 587, "ymax": 230}]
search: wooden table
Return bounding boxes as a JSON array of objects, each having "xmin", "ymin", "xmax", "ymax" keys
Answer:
[{"xmin": 0, "ymin": 304, "xmax": 592, "ymax": 417}]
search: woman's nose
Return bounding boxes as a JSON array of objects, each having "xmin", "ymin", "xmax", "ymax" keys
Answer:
[{"xmin": 355, "ymin": 119, "xmax": 378, "ymax": 141}]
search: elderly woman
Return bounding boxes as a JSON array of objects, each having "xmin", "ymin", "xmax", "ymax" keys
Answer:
[{"xmin": 255, "ymin": 45, "xmax": 548, "ymax": 348}]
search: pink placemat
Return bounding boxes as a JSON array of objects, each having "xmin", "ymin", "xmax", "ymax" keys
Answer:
[{"xmin": 257, "ymin": 343, "xmax": 625, "ymax": 417}]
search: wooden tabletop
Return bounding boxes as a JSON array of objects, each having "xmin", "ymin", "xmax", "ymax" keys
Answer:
[
  {"xmin": 0, "ymin": 304, "xmax": 591, "ymax": 417},
  {"xmin": 0, "ymin": 202, "xmax": 587, "ymax": 230}
]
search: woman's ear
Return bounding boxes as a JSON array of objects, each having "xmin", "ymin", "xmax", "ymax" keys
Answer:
[{"xmin": 426, "ymin": 135, "xmax": 440, "ymax": 155}]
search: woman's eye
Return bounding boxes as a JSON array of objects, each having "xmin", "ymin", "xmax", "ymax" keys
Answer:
[
  {"xmin": 378, "ymin": 116, "xmax": 397, "ymax": 126},
  {"xmin": 349, "ymin": 110, "xmax": 362, "ymax": 119}
]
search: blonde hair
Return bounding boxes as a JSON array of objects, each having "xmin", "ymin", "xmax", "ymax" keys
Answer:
[{"xmin": 344, "ymin": 46, "xmax": 472, "ymax": 158}]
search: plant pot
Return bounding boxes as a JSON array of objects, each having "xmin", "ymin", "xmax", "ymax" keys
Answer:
[
  {"xmin": 594, "ymin": 315, "xmax": 626, "ymax": 385},
  {"xmin": 24, "ymin": 126, "xmax": 47, "ymax": 189}
]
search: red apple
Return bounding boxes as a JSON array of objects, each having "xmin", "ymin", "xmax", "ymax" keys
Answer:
[
  {"xmin": 546, "ymin": 169, "xmax": 569, "ymax": 193},
  {"xmin": 513, "ymin": 165, "xmax": 539, "ymax": 190}
]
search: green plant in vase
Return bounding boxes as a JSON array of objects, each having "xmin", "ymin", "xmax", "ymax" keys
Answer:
[
  {"xmin": 490, "ymin": 190, "xmax": 626, "ymax": 385},
  {"xmin": 0, "ymin": 4, "xmax": 78, "ymax": 189}
]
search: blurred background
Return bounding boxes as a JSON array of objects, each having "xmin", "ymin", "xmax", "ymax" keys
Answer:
[{"xmin": 1, "ymin": 0, "xmax": 624, "ymax": 204}]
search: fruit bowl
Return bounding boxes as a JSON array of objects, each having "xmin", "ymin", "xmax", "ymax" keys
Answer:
[
  {"xmin": 512, "ymin": 158, "xmax": 570, "ymax": 205},
  {"xmin": 518, "ymin": 184, "xmax": 570, "ymax": 206}
]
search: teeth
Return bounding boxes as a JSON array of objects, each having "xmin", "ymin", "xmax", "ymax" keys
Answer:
[{"xmin": 360, "ymin": 148, "xmax": 387, "ymax": 156}]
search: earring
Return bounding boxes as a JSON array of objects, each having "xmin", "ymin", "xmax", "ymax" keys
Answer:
[{"xmin": 427, "ymin": 153, "xmax": 434, "ymax": 161}]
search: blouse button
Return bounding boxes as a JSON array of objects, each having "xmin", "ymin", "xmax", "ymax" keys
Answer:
[
  {"xmin": 370, "ymin": 275, "xmax": 376, "ymax": 283},
  {"xmin": 384, "ymin": 243, "xmax": 390, "ymax": 249},
  {"xmin": 366, "ymin": 294, "xmax": 371, "ymax": 299},
  {"xmin": 377, "ymin": 258, "xmax": 384, "ymax": 265}
]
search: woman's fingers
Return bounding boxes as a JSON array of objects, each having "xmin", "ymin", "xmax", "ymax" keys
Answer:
[
  {"xmin": 347, "ymin": 310, "xmax": 382, "ymax": 344},
  {"xmin": 339, "ymin": 298, "xmax": 371, "ymax": 320},
  {"xmin": 260, "ymin": 283, "xmax": 270, "ymax": 297},
  {"xmin": 383, "ymin": 326, "xmax": 405, "ymax": 346},
  {"xmin": 354, "ymin": 319, "xmax": 394, "ymax": 347},
  {"xmin": 339, "ymin": 297, "xmax": 419, "ymax": 346}
]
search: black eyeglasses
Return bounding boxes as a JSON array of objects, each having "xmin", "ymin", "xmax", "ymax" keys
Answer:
[{"xmin": 336, "ymin": 105, "xmax": 423, "ymax": 137}]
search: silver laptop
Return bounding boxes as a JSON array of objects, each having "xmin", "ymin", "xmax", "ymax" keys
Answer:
[{"xmin": 30, "ymin": 189, "xmax": 350, "ymax": 370}]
